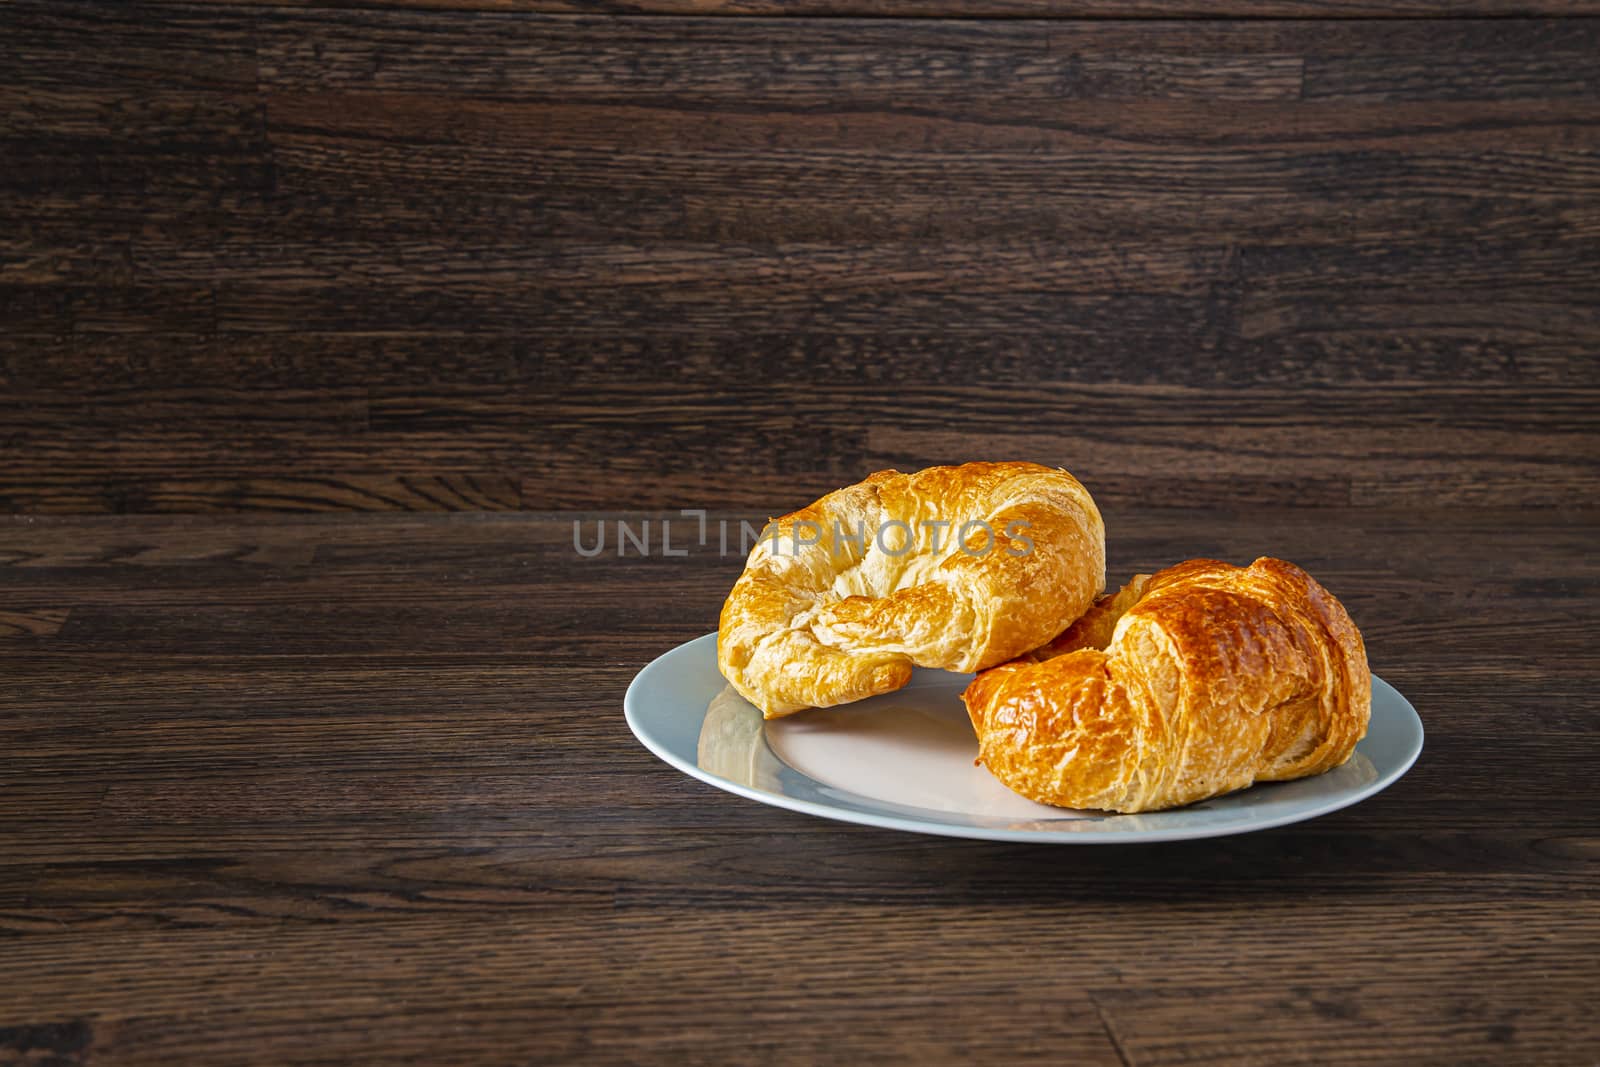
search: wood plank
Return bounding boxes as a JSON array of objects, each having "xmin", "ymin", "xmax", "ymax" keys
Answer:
[
  {"xmin": 258, "ymin": 16, "xmax": 1306, "ymax": 102},
  {"xmin": 253, "ymin": 11, "xmax": 1600, "ymax": 108},
  {"xmin": 9, "ymin": 185, "xmax": 1600, "ymax": 266},
  {"xmin": 205, "ymin": 276, "xmax": 1600, "ymax": 339},
  {"xmin": 1, "ymin": 380, "xmax": 1594, "ymax": 510},
  {"xmin": 0, "ymin": 388, "xmax": 367, "ymax": 441},
  {"xmin": 0, "ymin": 3, "xmax": 257, "ymax": 93},
  {"xmin": 57, "ymin": 240, "xmax": 1243, "ymax": 294},
  {"xmin": 268, "ymin": 142, "xmax": 1600, "ymax": 220},
  {"xmin": 267, "ymin": 91, "xmax": 1600, "ymax": 156},
  {"xmin": 0, "ymin": 812, "xmax": 1596, "ymax": 922},
  {"xmin": 252, "ymin": 13, "xmax": 1600, "ymax": 71},
  {"xmin": 0, "ymin": 334, "xmax": 524, "ymax": 390},
  {"xmin": 0, "ymin": 88, "xmax": 272, "ymax": 193},
  {"xmin": 1305, "ymin": 51, "xmax": 1600, "ymax": 101},
  {"xmin": 0, "ymin": 608, "xmax": 70, "ymax": 638},
  {"xmin": 13, "ymin": 214, "xmax": 1600, "ymax": 292},
  {"xmin": 200, "ymin": 0, "xmax": 1600, "ymax": 16},
  {"xmin": 14, "ymin": 328, "xmax": 1594, "ymax": 394},
  {"xmin": 391, "ymin": 382, "xmax": 1598, "ymax": 509},
  {"xmin": 0, "ymin": 538, "xmax": 316, "ymax": 568},
  {"xmin": 0, "ymin": 475, "xmax": 522, "ymax": 515}
]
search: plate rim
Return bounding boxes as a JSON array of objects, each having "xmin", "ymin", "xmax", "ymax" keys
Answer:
[{"xmin": 624, "ymin": 632, "xmax": 1424, "ymax": 844}]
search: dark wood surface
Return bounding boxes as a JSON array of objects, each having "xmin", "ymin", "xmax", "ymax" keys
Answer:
[
  {"xmin": 3, "ymin": 4, "xmax": 1598, "ymax": 514},
  {"xmin": 4, "ymin": 2, "xmax": 1599, "ymax": 1063},
  {"xmin": 2, "ymin": 507, "xmax": 1597, "ymax": 1064}
]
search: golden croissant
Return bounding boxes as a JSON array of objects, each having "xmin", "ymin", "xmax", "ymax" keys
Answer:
[
  {"xmin": 962, "ymin": 557, "xmax": 1371, "ymax": 813},
  {"xmin": 718, "ymin": 462, "xmax": 1105, "ymax": 717}
]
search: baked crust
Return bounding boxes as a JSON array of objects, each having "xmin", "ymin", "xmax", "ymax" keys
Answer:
[
  {"xmin": 717, "ymin": 462, "xmax": 1106, "ymax": 717},
  {"xmin": 962, "ymin": 557, "xmax": 1371, "ymax": 813}
]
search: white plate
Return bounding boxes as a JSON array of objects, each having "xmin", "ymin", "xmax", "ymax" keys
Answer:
[{"xmin": 625, "ymin": 633, "xmax": 1423, "ymax": 843}]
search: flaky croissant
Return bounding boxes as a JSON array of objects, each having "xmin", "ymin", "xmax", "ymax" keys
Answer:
[
  {"xmin": 962, "ymin": 557, "xmax": 1370, "ymax": 813},
  {"xmin": 718, "ymin": 462, "xmax": 1105, "ymax": 717}
]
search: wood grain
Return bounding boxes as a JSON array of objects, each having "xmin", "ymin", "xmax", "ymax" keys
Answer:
[
  {"xmin": 185, "ymin": 0, "xmax": 1600, "ymax": 17},
  {"xmin": 3, "ymin": 6, "xmax": 1598, "ymax": 514},
  {"xmin": 0, "ymin": 510, "xmax": 1596, "ymax": 1064},
  {"xmin": 3, "ymin": 4, "xmax": 1597, "ymax": 1060},
  {"xmin": 0, "ymin": 608, "xmax": 70, "ymax": 638}
]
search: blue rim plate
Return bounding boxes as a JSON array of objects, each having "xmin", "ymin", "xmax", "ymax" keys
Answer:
[{"xmin": 625, "ymin": 633, "xmax": 1423, "ymax": 843}]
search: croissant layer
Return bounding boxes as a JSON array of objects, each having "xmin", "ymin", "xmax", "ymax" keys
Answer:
[
  {"xmin": 718, "ymin": 462, "xmax": 1106, "ymax": 717},
  {"xmin": 962, "ymin": 557, "xmax": 1371, "ymax": 813}
]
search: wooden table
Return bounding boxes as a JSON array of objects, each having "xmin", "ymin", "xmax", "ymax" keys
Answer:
[
  {"xmin": 5, "ymin": 4, "xmax": 1600, "ymax": 515},
  {"xmin": 5, "ymin": 0, "xmax": 1600, "ymax": 1060},
  {"xmin": 3, "ymin": 507, "xmax": 1595, "ymax": 1064}
]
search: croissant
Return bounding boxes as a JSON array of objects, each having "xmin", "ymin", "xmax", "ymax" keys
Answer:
[
  {"xmin": 962, "ymin": 557, "xmax": 1370, "ymax": 813},
  {"xmin": 718, "ymin": 462, "xmax": 1105, "ymax": 717}
]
